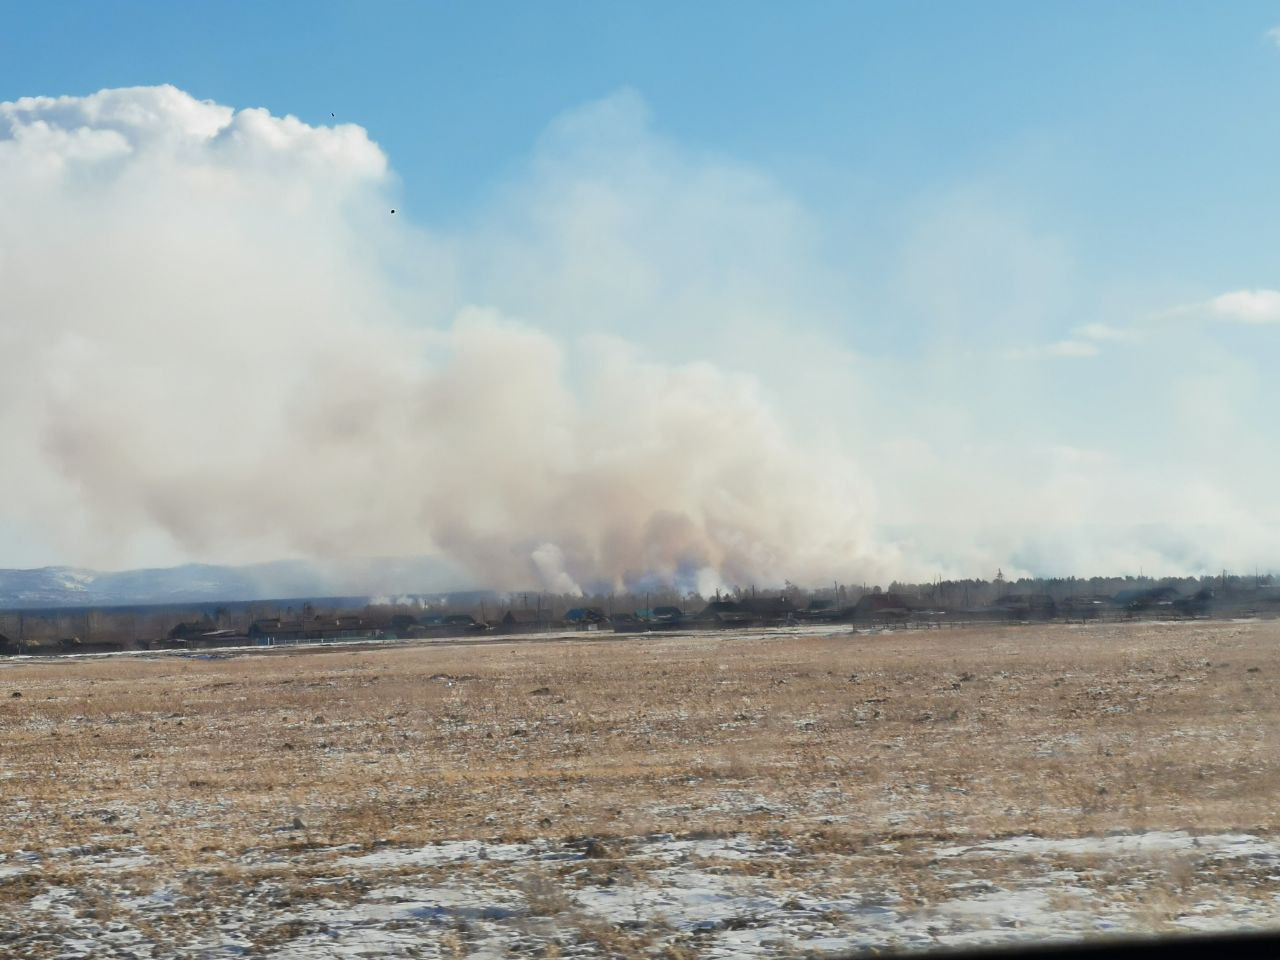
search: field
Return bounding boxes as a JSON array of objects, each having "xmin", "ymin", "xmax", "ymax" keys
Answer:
[{"xmin": 2, "ymin": 619, "xmax": 1280, "ymax": 958}]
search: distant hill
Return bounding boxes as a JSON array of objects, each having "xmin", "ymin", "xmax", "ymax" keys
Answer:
[{"xmin": 0, "ymin": 557, "xmax": 470, "ymax": 609}]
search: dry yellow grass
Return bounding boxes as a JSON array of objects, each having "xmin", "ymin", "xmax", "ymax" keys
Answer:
[
  {"xmin": 1, "ymin": 618, "xmax": 1277, "ymax": 863},
  {"xmin": 4, "ymin": 620, "xmax": 1280, "ymax": 956}
]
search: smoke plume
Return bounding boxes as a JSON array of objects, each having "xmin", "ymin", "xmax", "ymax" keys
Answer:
[{"xmin": 0, "ymin": 85, "xmax": 886, "ymax": 592}]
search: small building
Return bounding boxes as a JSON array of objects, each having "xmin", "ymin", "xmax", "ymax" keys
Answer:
[
  {"xmin": 563, "ymin": 607, "xmax": 608, "ymax": 629},
  {"xmin": 797, "ymin": 598, "xmax": 841, "ymax": 622},
  {"xmin": 740, "ymin": 597, "xmax": 798, "ymax": 626},
  {"xmin": 613, "ymin": 605, "xmax": 689, "ymax": 634},
  {"xmin": 1060, "ymin": 596, "xmax": 1113, "ymax": 620},
  {"xmin": 1174, "ymin": 588, "xmax": 1215, "ymax": 618},
  {"xmin": 57, "ymin": 636, "xmax": 127, "ymax": 654},
  {"xmin": 499, "ymin": 609, "xmax": 556, "ymax": 633},
  {"xmin": 404, "ymin": 613, "xmax": 488, "ymax": 637},
  {"xmin": 851, "ymin": 592, "xmax": 912, "ymax": 622},
  {"xmin": 988, "ymin": 594, "xmax": 1056, "ymax": 621},
  {"xmin": 168, "ymin": 620, "xmax": 216, "ymax": 642},
  {"xmin": 247, "ymin": 617, "xmax": 379, "ymax": 645},
  {"xmin": 1114, "ymin": 586, "xmax": 1178, "ymax": 616},
  {"xmin": 184, "ymin": 629, "xmax": 251, "ymax": 649},
  {"xmin": 388, "ymin": 613, "xmax": 418, "ymax": 632},
  {"xmin": 695, "ymin": 601, "xmax": 758, "ymax": 628},
  {"xmin": 0, "ymin": 635, "xmax": 59, "ymax": 656}
]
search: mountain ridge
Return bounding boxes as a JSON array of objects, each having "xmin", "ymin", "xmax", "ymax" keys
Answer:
[{"xmin": 0, "ymin": 557, "xmax": 468, "ymax": 608}]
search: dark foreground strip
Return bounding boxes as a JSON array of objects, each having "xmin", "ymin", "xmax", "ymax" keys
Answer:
[{"xmin": 856, "ymin": 930, "xmax": 1280, "ymax": 959}]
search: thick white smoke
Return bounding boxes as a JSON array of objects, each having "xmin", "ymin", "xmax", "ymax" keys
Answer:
[
  {"xmin": 0, "ymin": 86, "xmax": 886, "ymax": 592},
  {"xmin": 8, "ymin": 84, "xmax": 1276, "ymax": 588}
]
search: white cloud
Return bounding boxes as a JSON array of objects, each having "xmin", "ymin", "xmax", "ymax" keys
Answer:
[
  {"xmin": 1072, "ymin": 322, "xmax": 1135, "ymax": 341},
  {"xmin": 1266, "ymin": 26, "xmax": 1280, "ymax": 48},
  {"xmin": 1210, "ymin": 288, "xmax": 1280, "ymax": 324},
  {"xmin": 1043, "ymin": 338, "xmax": 1100, "ymax": 357},
  {"xmin": 998, "ymin": 322, "xmax": 1134, "ymax": 363},
  {"xmin": 1004, "ymin": 338, "xmax": 1099, "ymax": 359}
]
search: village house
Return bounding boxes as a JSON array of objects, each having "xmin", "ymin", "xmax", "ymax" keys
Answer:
[
  {"xmin": 499, "ymin": 608, "xmax": 556, "ymax": 633},
  {"xmin": 739, "ymin": 596, "xmax": 798, "ymax": 626},
  {"xmin": 612, "ymin": 604, "xmax": 688, "ymax": 633},
  {"xmin": 650, "ymin": 605, "xmax": 685, "ymax": 623},
  {"xmin": 797, "ymin": 598, "xmax": 842, "ymax": 622},
  {"xmin": 695, "ymin": 600, "xmax": 758, "ymax": 628},
  {"xmin": 986, "ymin": 594, "xmax": 1057, "ymax": 621},
  {"xmin": 851, "ymin": 592, "xmax": 912, "ymax": 622},
  {"xmin": 401, "ymin": 613, "xmax": 488, "ymax": 637},
  {"xmin": 563, "ymin": 607, "xmax": 608, "ymax": 629},
  {"xmin": 247, "ymin": 616, "xmax": 379, "ymax": 645}
]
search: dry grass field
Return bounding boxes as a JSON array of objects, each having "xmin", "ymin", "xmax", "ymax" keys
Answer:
[{"xmin": 2, "ymin": 619, "xmax": 1280, "ymax": 957}]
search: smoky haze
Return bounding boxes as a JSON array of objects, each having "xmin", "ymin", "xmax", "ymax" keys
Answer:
[{"xmin": 0, "ymin": 86, "xmax": 887, "ymax": 595}]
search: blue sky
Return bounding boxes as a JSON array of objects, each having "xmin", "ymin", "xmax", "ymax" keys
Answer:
[
  {"xmin": 5, "ymin": 2, "xmax": 1278, "ymax": 233},
  {"xmin": 5, "ymin": 1, "xmax": 1279, "ymax": 293},
  {"xmin": 3, "ymin": 3, "xmax": 1280, "ymax": 582},
  {"xmin": 7, "ymin": 2, "xmax": 1280, "ymax": 335}
]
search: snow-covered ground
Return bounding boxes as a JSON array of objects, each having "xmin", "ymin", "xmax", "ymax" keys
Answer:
[{"xmin": 5, "ymin": 828, "xmax": 1280, "ymax": 958}]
